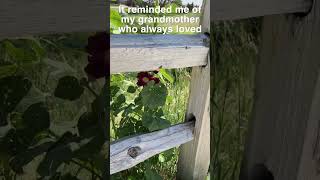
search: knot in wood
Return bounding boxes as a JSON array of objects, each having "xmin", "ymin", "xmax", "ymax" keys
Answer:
[{"xmin": 127, "ymin": 146, "xmax": 141, "ymax": 158}]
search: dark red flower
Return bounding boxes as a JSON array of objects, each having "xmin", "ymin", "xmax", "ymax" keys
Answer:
[
  {"xmin": 137, "ymin": 72, "xmax": 152, "ymax": 79},
  {"xmin": 84, "ymin": 32, "xmax": 109, "ymax": 80},
  {"xmin": 151, "ymin": 77, "xmax": 160, "ymax": 84},
  {"xmin": 136, "ymin": 72, "xmax": 160, "ymax": 87}
]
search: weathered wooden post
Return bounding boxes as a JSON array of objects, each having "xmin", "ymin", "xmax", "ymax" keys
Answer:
[
  {"xmin": 237, "ymin": 1, "xmax": 320, "ymax": 179},
  {"xmin": 177, "ymin": 0, "xmax": 210, "ymax": 179}
]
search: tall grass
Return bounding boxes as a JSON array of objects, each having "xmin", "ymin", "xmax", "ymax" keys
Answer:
[{"xmin": 210, "ymin": 19, "xmax": 261, "ymax": 180}]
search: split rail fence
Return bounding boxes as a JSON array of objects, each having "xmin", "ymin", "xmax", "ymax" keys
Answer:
[
  {"xmin": 0, "ymin": 0, "xmax": 210, "ymax": 179},
  {"xmin": 110, "ymin": 0, "xmax": 210, "ymax": 178},
  {"xmin": 5, "ymin": 0, "xmax": 319, "ymax": 178}
]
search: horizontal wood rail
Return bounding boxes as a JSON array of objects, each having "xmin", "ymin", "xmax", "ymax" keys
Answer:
[
  {"xmin": 212, "ymin": 0, "xmax": 312, "ymax": 20},
  {"xmin": 110, "ymin": 121, "xmax": 195, "ymax": 174},
  {"xmin": 110, "ymin": 34, "xmax": 209, "ymax": 73},
  {"xmin": 0, "ymin": 0, "xmax": 107, "ymax": 38}
]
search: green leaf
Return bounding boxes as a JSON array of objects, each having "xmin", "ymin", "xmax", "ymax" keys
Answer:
[
  {"xmin": 0, "ymin": 129, "xmax": 28, "ymax": 157},
  {"xmin": 163, "ymin": 149, "xmax": 175, "ymax": 161},
  {"xmin": 2, "ymin": 41, "xmax": 37, "ymax": 64},
  {"xmin": 142, "ymin": 112, "xmax": 170, "ymax": 131},
  {"xmin": 54, "ymin": 76, "xmax": 84, "ymax": 101},
  {"xmin": 112, "ymin": 94, "xmax": 126, "ymax": 114},
  {"xmin": 159, "ymin": 68, "xmax": 174, "ymax": 83},
  {"xmin": 0, "ymin": 76, "xmax": 32, "ymax": 125},
  {"xmin": 144, "ymin": 168, "xmax": 162, "ymax": 180},
  {"xmin": 37, "ymin": 132, "xmax": 77, "ymax": 177},
  {"xmin": 110, "ymin": 9, "xmax": 123, "ymax": 32},
  {"xmin": 141, "ymin": 83, "xmax": 167, "ymax": 109},
  {"xmin": 111, "ymin": 86, "xmax": 120, "ymax": 97},
  {"xmin": 9, "ymin": 142, "xmax": 53, "ymax": 174},
  {"xmin": 74, "ymin": 135, "xmax": 105, "ymax": 159},
  {"xmin": 9, "ymin": 112, "xmax": 24, "ymax": 129},
  {"xmin": 77, "ymin": 112, "xmax": 100, "ymax": 138},
  {"xmin": 111, "ymin": 74, "xmax": 125, "ymax": 86},
  {"xmin": 158, "ymin": 154, "xmax": 165, "ymax": 163},
  {"xmin": 22, "ymin": 102, "xmax": 50, "ymax": 134},
  {"xmin": 127, "ymin": 85, "xmax": 136, "ymax": 93},
  {"xmin": 37, "ymin": 144, "xmax": 73, "ymax": 177},
  {"xmin": 0, "ymin": 64, "xmax": 17, "ymax": 79},
  {"xmin": 27, "ymin": 38, "xmax": 46, "ymax": 60}
]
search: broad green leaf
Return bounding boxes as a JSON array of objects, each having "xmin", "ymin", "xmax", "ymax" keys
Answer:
[
  {"xmin": 27, "ymin": 38, "xmax": 46, "ymax": 60},
  {"xmin": 0, "ymin": 64, "xmax": 17, "ymax": 79},
  {"xmin": 9, "ymin": 142, "xmax": 53, "ymax": 174},
  {"xmin": 9, "ymin": 112, "xmax": 24, "ymax": 129},
  {"xmin": 127, "ymin": 85, "xmax": 136, "ymax": 93},
  {"xmin": 37, "ymin": 132, "xmax": 77, "ymax": 177},
  {"xmin": 111, "ymin": 74, "xmax": 125, "ymax": 86},
  {"xmin": 110, "ymin": 9, "xmax": 123, "ymax": 30},
  {"xmin": 0, "ymin": 129, "xmax": 28, "ymax": 157},
  {"xmin": 142, "ymin": 113, "xmax": 170, "ymax": 131},
  {"xmin": 159, "ymin": 68, "xmax": 174, "ymax": 83},
  {"xmin": 37, "ymin": 144, "xmax": 73, "ymax": 177},
  {"xmin": 111, "ymin": 86, "xmax": 120, "ymax": 97},
  {"xmin": 141, "ymin": 83, "xmax": 167, "ymax": 109},
  {"xmin": 22, "ymin": 102, "xmax": 50, "ymax": 134},
  {"xmin": 74, "ymin": 135, "xmax": 105, "ymax": 159},
  {"xmin": 112, "ymin": 94, "xmax": 126, "ymax": 114},
  {"xmin": 77, "ymin": 112, "xmax": 100, "ymax": 138},
  {"xmin": 0, "ymin": 76, "xmax": 32, "ymax": 125},
  {"xmin": 2, "ymin": 41, "xmax": 37, "ymax": 64},
  {"xmin": 54, "ymin": 76, "xmax": 84, "ymax": 101}
]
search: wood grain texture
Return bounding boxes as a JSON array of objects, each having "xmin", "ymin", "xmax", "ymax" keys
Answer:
[
  {"xmin": 110, "ymin": 121, "xmax": 195, "ymax": 174},
  {"xmin": 110, "ymin": 34, "xmax": 209, "ymax": 73},
  {"xmin": 176, "ymin": 0, "xmax": 210, "ymax": 178},
  {"xmin": 298, "ymin": 73, "xmax": 320, "ymax": 180},
  {"xmin": 211, "ymin": 0, "xmax": 312, "ymax": 20},
  {"xmin": 176, "ymin": 59, "xmax": 210, "ymax": 180},
  {"xmin": 0, "ymin": 0, "xmax": 107, "ymax": 38},
  {"xmin": 240, "ymin": 1, "xmax": 320, "ymax": 179}
]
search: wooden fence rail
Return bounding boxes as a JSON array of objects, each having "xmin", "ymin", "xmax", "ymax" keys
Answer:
[
  {"xmin": 110, "ymin": 121, "xmax": 195, "ymax": 174},
  {"xmin": 110, "ymin": 34, "xmax": 209, "ymax": 73},
  {"xmin": 0, "ymin": 0, "xmax": 107, "ymax": 38},
  {"xmin": 212, "ymin": 0, "xmax": 312, "ymax": 20}
]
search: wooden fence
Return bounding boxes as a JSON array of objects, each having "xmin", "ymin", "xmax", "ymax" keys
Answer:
[
  {"xmin": 110, "ymin": 0, "xmax": 210, "ymax": 178},
  {"xmin": 213, "ymin": 0, "xmax": 320, "ymax": 179},
  {"xmin": 0, "ymin": 0, "xmax": 210, "ymax": 178},
  {"xmin": 8, "ymin": 0, "xmax": 320, "ymax": 178}
]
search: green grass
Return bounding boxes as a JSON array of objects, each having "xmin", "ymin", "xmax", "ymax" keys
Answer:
[{"xmin": 210, "ymin": 19, "xmax": 261, "ymax": 180}]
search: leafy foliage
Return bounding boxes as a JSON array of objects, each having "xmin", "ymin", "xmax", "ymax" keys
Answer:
[
  {"xmin": 110, "ymin": 9, "xmax": 124, "ymax": 34},
  {"xmin": 141, "ymin": 82, "xmax": 167, "ymax": 109},
  {"xmin": 111, "ymin": 68, "xmax": 188, "ymax": 179},
  {"xmin": 0, "ymin": 33, "xmax": 108, "ymax": 179},
  {"xmin": 54, "ymin": 76, "xmax": 84, "ymax": 101}
]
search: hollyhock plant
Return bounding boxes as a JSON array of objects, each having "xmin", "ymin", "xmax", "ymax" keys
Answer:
[
  {"xmin": 84, "ymin": 32, "xmax": 109, "ymax": 80},
  {"xmin": 137, "ymin": 71, "xmax": 160, "ymax": 87}
]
